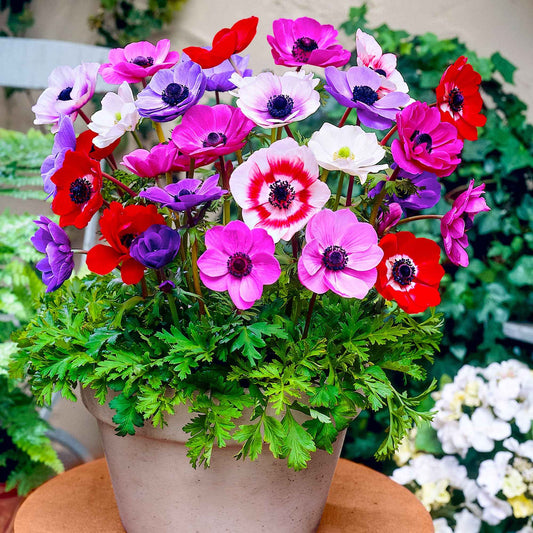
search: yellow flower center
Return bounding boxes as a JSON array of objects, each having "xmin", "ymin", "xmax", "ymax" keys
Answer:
[{"xmin": 333, "ymin": 146, "xmax": 354, "ymax": 160}]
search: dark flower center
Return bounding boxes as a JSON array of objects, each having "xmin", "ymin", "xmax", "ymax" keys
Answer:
[
  {"xmin": 291, "ymin": 37, "xmax": 319, "ymax": 63},
  {"xmin": 409, "ymin": 130, "xmax": 433, "ymax": 153},
  {"xmin": 352, "ymin": 85, "xmax": 379, "ymax": 106},
  {"xmin": 374, "ymin": 68, "xmax": 387, "ymax": 76},
  {"xmin": 57, "ymin": 87, "xmax": 73, "ymax": 101},
  {"xmin": 269, "ymin": 180, "xmax": 295, "ymax": 209},
  {"xmin": 159, "ymin": 280, "xmax": 176, "ymax": 293},
  {"xmin": 267, "ymin": 94, "xmax": 294, "ymax": 119},
  {"xmin": 448, "ymin": 87, "xmax": 464, "ymax": 113},
  {"xmin": 120, "ymin": 233, "xmax": 136, "ymax": 248},
  {"xmin": 161, "ymin": 83, "xmax": 190, "ymax": 106},
  {"xmin": 392, "ymin": 258, "xmax": 415, "ymax": 286},
  {"xmin": 173, "ymin": 189, "xmax": 195, "ymax": 201},
  {"xmin": 227, "ymin": 252, "xmax": 253, "ymax": 278},
  {"xmin": 69, "ymin": 178, "xmax": 92, "ymax": 204},
  {"xmin": 131, "ymin": 56, "xmax": 154, "ymax": 68},
  {"xmin": 203, "ymin": 132, "xmax": 227, "ymax": 148},
  {"xmin": 322, "ymin": 245, "xmax": 348, "ymax": 271}
]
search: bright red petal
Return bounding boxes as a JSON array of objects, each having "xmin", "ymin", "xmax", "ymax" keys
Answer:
[
  {"xmin": 120, "ymin": 257, "xmax": 145, "ymax": 285},
  {"xmin": 86, "ymin": 244, "xmax": 122, "ymax": 275}
]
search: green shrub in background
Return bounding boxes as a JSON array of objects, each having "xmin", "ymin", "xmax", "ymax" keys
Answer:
[{"xmin": 338, "ymin": 6, "xmax": 533, "ymax": 466}]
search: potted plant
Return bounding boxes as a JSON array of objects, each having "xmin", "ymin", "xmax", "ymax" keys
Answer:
[{"xmin": 12, "ymin": 15, "xmax": 490, "ymax": 533}]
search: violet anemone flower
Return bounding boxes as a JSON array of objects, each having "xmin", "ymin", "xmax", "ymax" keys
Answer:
[
  {"xmin": 100, "ymin": 39, "xmax": 180, "ymax": 84},
  {"xmin": 231, "ymin": 70, "xmax": 320, "ymax": 129},
  {"xmin": 230, "ymin": 138, "xmax": 330, "ymax": 242},
  {"xmin": 203, "ymin": 54, "xmax": 252, "ymax": 92},
  {"xmin": 122, "ymin": 143, "xmax": 179, "ymax": 178},
  {"xmin": 198, "ymin": 220, "xmax": 281, "ymax": 310},
  {"xmin": 267, "ymin": 17, "xmax": 351, "ymax": 68},
  {"xmin": 139, "ymin": 175, "xmax": 226, "ymax": 211},
  {"xmin": 356, "ymin": 29, "xmax": 408, "ymax": 93},
  {"xmin": 391, "ymin": 101, "xmax": 463, "ymax": 178},
  {"xmin": 441, "ymin": 180, "xmax": 490, "ymax": 267},
  {"xmin": 129, "ymin": 224, "xmax": 181, "ymax": 269},
  {"xmin": 32, "ymin": 63, "xmax": 100, "ymax": 133},
  {"xmin": 31, "ymin": 216, "xmax": 75, "ymax": 292},
  {"xmin": 136, "ymin": 61, "xmax": 206, "ymax": 122},
  {"xmin": 171, "ymin": 104, "xmax": 254, "ymax": 159},
  {"xmin": 40, "ymin": 115, "xmax": 76, "ymax": 197},
  {"xmin": 368, "ymin": 167, "xmax": 442, "ymax": 210},
  {"xmin": 324, "ymin": 65, "xmax": 410, "ymax": 130},
  {"xmin": 298, "ymin": 209, "xmax": 383, "ymax": 299}
]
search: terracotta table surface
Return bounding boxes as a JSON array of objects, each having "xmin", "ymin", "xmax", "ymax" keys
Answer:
[{"xmin": 14, "ymin": 458, "xmax": 433, "ymax": 533}]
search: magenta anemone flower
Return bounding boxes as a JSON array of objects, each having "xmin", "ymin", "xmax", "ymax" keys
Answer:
[
  {"xmin": 32, "ymin": 63, "xmax": 99, "ymax": 133},
  {"xmin": 203, "ymin": 54, "xmax": 252, "ymax": 92},
  {"xmin": 231, "ymin": 70, "xmax": 320, "ymax": 129},
  {"xmin": 298, "ymin": 209, "xmax": 383, "ymax": 298},
  {"xmin": 441, "ymin": 179, "xmax": 490, "ymax": 267},
  {"xmin": 135, "ymin": 61, "xmax": 206, "ymax": 122},
  {"xmin": 391, "ymin": 101, "xmax": 463, "ymax": 178},
  {"xmin": 377, "ymin": 203, "xmax": 403, "ymax": 235},
  {"xmin": 171, "ymin": 104, "xmax": 254, "ymax": 159},
  {"xmin": 324, "ymin": 66, "xmax": 410, "ymax": 130},
  {"xmin": 198, "ymin": 220, "xmax": 281, "ymax": 310},
  {"xmin": 230, "ymin": 138, "xmax": 330, "ymax": 242},
  {"xmin": 267, "ymin": 17, "xmax": 351, "ymax": 68},
  {"xmin": 139, "ymin": 175, "xmax": 226, "ymax": 211},
  {"xmin": 122, "ymin": 143, "xmax": 179, "ymax": 178},
  {"xmin": 40, "ymin": 115, "xmax": 76, "ymax": 197},
  {"xmin": 100, "ymin": 39, "xmax": 180, "ymax": 84}
]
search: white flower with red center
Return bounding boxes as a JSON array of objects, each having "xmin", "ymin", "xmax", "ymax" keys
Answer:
[{"xmin": 230, "ymin": 138, "xmax": 330, "ymax": 242}]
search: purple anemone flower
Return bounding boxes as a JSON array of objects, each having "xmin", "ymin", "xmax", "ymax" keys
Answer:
[
  {"xmin": 171, "ymin": 104, "xmax": 254, "ymax": 159},
  {"xmin": 369, "ymin": 167, "xmax": 442, "ymax": 211},
  {"xmin": 139, "ymin": 175, "xmax": 226, "ymax": 211},
  {"xmin": 129, "ymin": 224, "xmax": 181, "ymax": 269},
  {"xmin": 32, "ymin": 63, "xmax": 99, "ymax": 133},
  {"xmin": 267, "ymin": 17, "xmax": 351, "ymax": 68},
  {"xmin": 40, "ymin": 115, "xmax": 77, "ymax": 197},
  {"xmin": 203, "ymin": 54, "xmax": 252, "ymax": 92},
  {"xmin": 100, "ymin": 39, "xmax": 180, "ymax": 84},
  {"xmin": 31, "ymin": 216, "xmax": 75, "ymax": 292},
  {"xmin": 324, "ymin": 65, "xmax": 410, "ymax": 130},
  {"xmin": 135, "ymin": 61, "xmax": 206, "ymax": 122}
]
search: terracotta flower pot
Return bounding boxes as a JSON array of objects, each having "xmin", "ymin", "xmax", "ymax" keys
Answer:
[
  {"xmin": 0, "ymin": 483, "xmax": 24, "ymax": 533},
  {"xmin": 81, "ymin": 388, "xmax": 346, "ymax": 533}
]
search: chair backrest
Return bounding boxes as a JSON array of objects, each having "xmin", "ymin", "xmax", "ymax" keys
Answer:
[{"xmin": 0, "ymin": 37, "xmax": 112, "ymax": 91}]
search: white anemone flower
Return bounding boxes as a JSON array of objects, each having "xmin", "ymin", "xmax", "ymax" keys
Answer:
[
  {"xmin": 453, "ymin": 508, "xmax": 482, "ymax": 533},
  {"xmin": 89, "ymin": 82, "xmax": 139, "ymax": 148},
  {"xmin": 307, "ymin": 123, "xmax": 387, "ymax": 184}
]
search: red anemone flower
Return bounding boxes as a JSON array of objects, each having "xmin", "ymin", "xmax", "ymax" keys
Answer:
[
  {"xmin": 183, "ymin": 16, "xmax": 258, "ymax": 69},
  {"xmin": 76, "ymin": 130, "xmax": 120, "ymax": 161},
  {"xmin": 375, "ymin": 231, "xmax": 444, "ymax": 314},
  {"xmin": 436, "ymin": 56, "xmax": 486, "ymax": 141},
  {"xmin": 86, "ymin": 202, "xmax": 165, "ymax": 284},
  {"xmin": 51, "ymin": 150, "xmax": 103, "ymax": 229}
]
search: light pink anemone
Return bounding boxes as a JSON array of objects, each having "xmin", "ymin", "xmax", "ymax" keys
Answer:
[
  {"xmin": 267, "ymin": 17, "xmax": 351, "ymax": 68},
  {"xmin": 171, "ymin": 104, "xmax": 254, "ymax": 159},
  {"xmin": 100, "ymin": 39, "xmax": 180, "ymax": 84},
  {"xmin": 198, "ymin": 220, "xmax": 281, "ymax": 310},
  {"xmin": 356, "ymin": 29, "xmax": 408, "ymax": 94},
  {"xmin": 441, "ymin": 180, "xmax": 490, "ymax": 267},
  {"xmin": 298, "ymin": 209, "xmax": 383, "ymax": 298},
  {"xmin": 230, "ymin": 138, "xmax": 330, "ymax": 242}
]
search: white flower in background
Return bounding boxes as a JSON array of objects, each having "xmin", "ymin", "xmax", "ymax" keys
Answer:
[
  {"xmin": 508, "ymin": 494, "xmax": 533, "ymax": 519},
  {"xmin": 88, "ymin": 82, "xmax": 139, "ymax": 148},
  {"xmin": 505, "ymin": 438, "xmax": 533, "ymax": 462},
  {"xmin": 502, "ymin": 468, "xmax": 528, "ymax": 498},
  {"xmin": 432, "ymin": 518, "xmax": 452, "ymax": 533},
  {"xmin": 416, "ymin": 479, "xmax": 451, "ymax": 511},
  {"xmin": 459, "ymin": 407, "xmax": 512, "ymax": 453},
  {"xmin": 307, "ymin": 123, "xmax": 387, "ymax": 183},
  {"xmin": 516, "ymin": 524, "xmax": 533, "ymax": 533},
  {"xmin": 394, "ymin": 427, "xmax": 419, "ymax": 466},
  {"xmin": 454, "ymin": 508, "xmax": 482, "ymax": 533},
  {"xmin": 477, "ymin": 489, "xmax": 513, "ymax": 525},
  {"xmin": 477, "ymin": 451, "xmax": 512, "ymax": 496}
]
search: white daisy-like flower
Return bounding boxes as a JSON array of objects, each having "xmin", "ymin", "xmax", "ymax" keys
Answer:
[
  {"xmin": 307, "ymin": 123, "xmax": 387, "ymax": 184},
  {"xmin": 88, "ymin": 82, "xmax": 139, "ymax": 148}
]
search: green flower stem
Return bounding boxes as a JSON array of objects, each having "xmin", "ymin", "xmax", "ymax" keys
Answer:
[
  {"xmin": 154, "ymin": 121, "xmax": 166, "ymax": 144},
  {"xmin": 131, "ymin": 130, "xmax": 143, "ymax": 149},
  {"xmin": 71, "ymin": 249, "xmax": 88, "ymax": 254},
  {"xmin": 218, "ymin": 155, "xmax": 231, "ymax": 225},
  {"xmin": 102, "ymin": 172, "xmax": 137, "ymax": 197},
  {"xmin": 215, "ymin": 91, "xmax": 220, "ymax": 105},
  {"xmin": 179, "ymin": 236, "xmax": 195, "ymax": 294},
  {"xmin": 333, "ymin": 172, "xmax": 345, "ymax": 210},
  {"xmin": 338, "ymin": 108, "xmax": 352, "ymax": 127},
  {"xmin": 276, "ymin": 127, "xmax": 283, "ymax": 141},
  {"xmin": 284, "ymin": 124, "xmax": 294, "ymax": 139},
  {"xmin": 302, "ymin": 293, "xmax": 318, "ymax": 339},
  {"xmin": 228, "ymin": 57, "xmax": 242, "ymax": 76},
  {"xmin": 270, "ymin": 128, "xmax": 276, "ymax": 145},
  {"xmin": 380, "ymin": 124, "xmax": 398, "ymax": 146},
  {"xmin": 190, "ymin": 238, "xmax": 205, "ymax": 316},
  {"xmin": 140, "ymin": 277, "xmax": 148, "ymax": 298},
  {"xmin": 166, "ymin": 292, "xmax": 180, "ymax": 327},
  {"xmin": 389, "ymin": 214, "xmax": 443, "ymax": 231},
  {"xmin": 345, "ymin": 175, "xmax": 355, "ymax": 207},
  {"xmin": 369, "ymin": 166, "xmax": 400, "ymax": 227},
  {"xmin": 77, "ymin": 108, "xmax": 91, "ymax": 125},
  {"xmin": 320, "ymin": 168, "xmax": 329, "ymax": 182},
  {"xmin": 236, "ymin": 149, "xmax": 243, "ymax": 165}
]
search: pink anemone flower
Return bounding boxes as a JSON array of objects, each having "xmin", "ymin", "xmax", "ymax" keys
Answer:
[
  {"xmin": 441, "ymin": 179, "xmax": 490, "ymax": 267},
  {"xmin": 298, "ymin": 209, "xmax": 383, "ymax": 299},
  {"xmin": 198, "ymin": 220, "xmax": 281, "ymax": 310},
  {"xmin": 171, "ymin": 104, "xmax": 255, "ymax": 159},
  {"xmin": 230, "ymin": 138, "xmax": 330, "ymax": 242},
  {"xmin": 391, "ymin": 101, "xmax": 463, "ymax": 178},
  {"xmin": 267, "ymin": 17, "xmax": 351, "ymax": 68},
  {"xmin": 122, "ymin": 143, "xmax": 180, "ymax": 178},
  {"xmin": 100, "ymin": 39, "xmax": 180, "ymax": 84}
]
